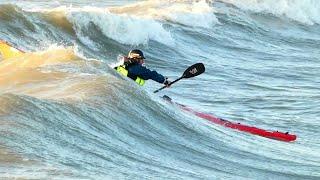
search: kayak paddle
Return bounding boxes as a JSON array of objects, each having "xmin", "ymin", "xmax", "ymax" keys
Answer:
[{"xmin": 154, "ymin": 63, "xmax": 205, "ymax": 93}]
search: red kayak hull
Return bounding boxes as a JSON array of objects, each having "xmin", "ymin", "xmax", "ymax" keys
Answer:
[{"xmin": 164, "ymin": 97, "xmax": 297, "ymax": 142}]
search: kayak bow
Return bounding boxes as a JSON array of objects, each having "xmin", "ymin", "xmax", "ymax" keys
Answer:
[{"xmin": 0, "ymin": 40, "xmax": 24, "ymax": 60}]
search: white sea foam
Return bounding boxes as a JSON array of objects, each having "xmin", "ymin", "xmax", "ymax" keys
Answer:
[
  {"xmin": 221, "ymin": 0, "xmax": 320, "ymax": 25},
  {"xmin": 26, "ymin": 6, "xmax": 174, "ymax": 46},
  {"xmin": 69, "ymin": 10, "xmax": 173, "ymax": 45},
  {"xmin": 65, "ymin": 7, "xmax": 174, "ymax": 46},
  {"xmin": 110, "ymin": 0, "xmax": 219, "ymax": 28}
]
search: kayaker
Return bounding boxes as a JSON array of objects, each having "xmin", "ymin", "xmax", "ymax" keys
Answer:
[{"xmin": 115, "ymin": 49, "xmax": 171, "ymax": 86}]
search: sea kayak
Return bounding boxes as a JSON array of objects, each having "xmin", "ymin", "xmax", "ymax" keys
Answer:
[{"xmin": 163, "ymin": 96, "xmax": 297, "ymax": 142}]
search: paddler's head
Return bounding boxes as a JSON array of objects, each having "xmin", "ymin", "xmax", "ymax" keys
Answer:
[{"xmin": 128, "ymin": 49, "xmax": 145, "ymax": 65}]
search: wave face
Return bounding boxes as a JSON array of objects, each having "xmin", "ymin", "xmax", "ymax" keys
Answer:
[{"xmin": 0, "ymin": 0, "xmax": 319, "ymax": 179}]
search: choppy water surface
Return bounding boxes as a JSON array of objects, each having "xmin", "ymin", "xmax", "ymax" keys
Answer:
[{"xmin": 0, "ymin": 0, "xmax": 319, "ymax": 179}]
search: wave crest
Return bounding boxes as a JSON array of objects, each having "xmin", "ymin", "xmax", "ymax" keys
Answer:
[
  {"xmin": 67, "ymin": 7, "xmax": 174, "ymax": 46},
  {"xmin": 110, "ymin": 0, "xmax": 218, "ymax": 28},
  {"xmin": 222, "ymin": 0, "xmax": 320, "ymax": 25}
]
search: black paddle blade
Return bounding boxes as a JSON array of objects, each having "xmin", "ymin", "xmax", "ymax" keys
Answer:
[
  {"xmin": 153, "ymin": 63, "xmax": 205, "ymax": 93},
  {"xmin": 182, "ymin": 63, "xmax": 205, "ymax": 78}
]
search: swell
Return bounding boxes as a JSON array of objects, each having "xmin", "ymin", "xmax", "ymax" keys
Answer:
[
  {"xmin": 1, "ymin": 2, "xmax": 318, "ymax": 58},
  {"xmin": 0, "ymin": 1, "xmax": 217, "ymax": 48},
  {"xmin": 0, "ymin": 1, "xmax": 320, "ymax": 179},
  {"xmin": 2, "ymin": 92, "xmax": 317, "ymax": 179},
  {"xmin": 220, "ymin": 0, "xmax": 320, "ymax": 25},
  {"xmin": 0, "ymin": 91, "xmax": 217, "ymax": 178}
]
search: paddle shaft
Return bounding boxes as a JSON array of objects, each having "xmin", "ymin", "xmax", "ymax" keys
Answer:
[{"xmin": 153, "ymin": 76, "xmax": 184, "ymax": 93}]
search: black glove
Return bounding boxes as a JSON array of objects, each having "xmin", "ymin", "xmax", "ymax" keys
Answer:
[{"xmin": 163, "ymin": 78, "xmax": 171, "ymax": 87}]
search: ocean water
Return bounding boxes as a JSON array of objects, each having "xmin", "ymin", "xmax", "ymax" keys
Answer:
[{"xmin": 0, "ymin": 0, "xmax": 319, "ymax": 179}]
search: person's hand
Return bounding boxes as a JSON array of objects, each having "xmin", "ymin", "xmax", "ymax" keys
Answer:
[{"xmin": 164, "ymin": 78, "xmax": 171, "ymax": 87}]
